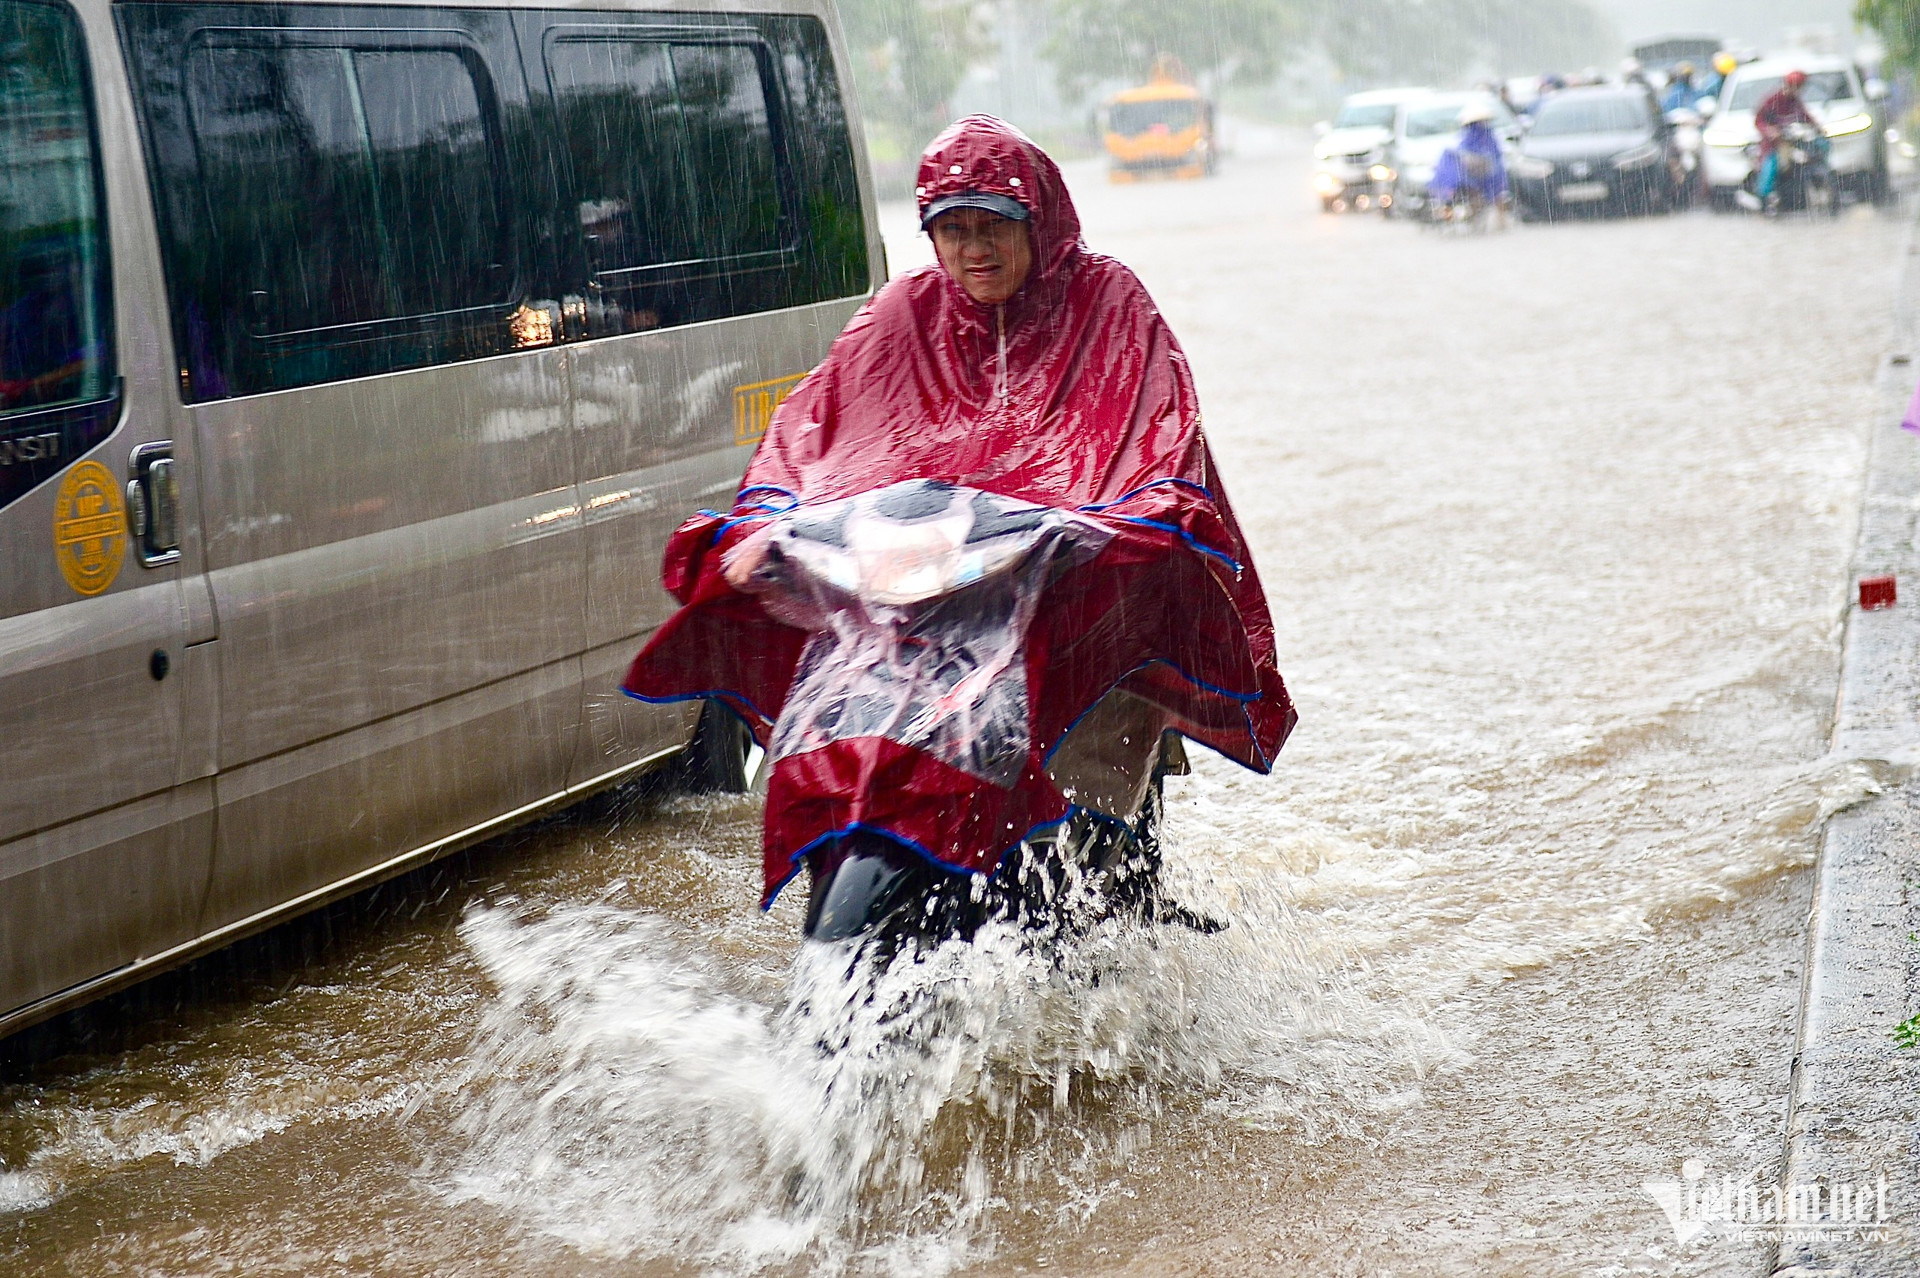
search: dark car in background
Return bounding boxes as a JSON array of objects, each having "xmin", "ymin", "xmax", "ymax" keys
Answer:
[{"xmin": 1509, "ymin": 87, "xmax": 1687, "ymax": 220}]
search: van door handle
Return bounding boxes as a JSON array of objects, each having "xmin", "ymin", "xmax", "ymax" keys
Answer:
[{"xmin": 125, "ymin": 440, "xmax": 181, "ymax": 568}]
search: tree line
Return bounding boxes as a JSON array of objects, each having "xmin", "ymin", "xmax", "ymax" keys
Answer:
[
  {"xmin": 1857, "ymin": 0, "xmax": 1920, "ymax": 77},
  {"xmin": 838, "ymin": 0, "xmax": 1619, "ymax": 137}
]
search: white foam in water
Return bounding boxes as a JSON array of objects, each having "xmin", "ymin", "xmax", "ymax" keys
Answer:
[
  {"xmin": 0, "ymin": 1169, "xmax": 52, "ymax": 1213},
  {"xmin": 446, "ymin": 865, "xmax": 1455, "ymax": 1274},
  {"xmin": 0, "ymin": 1069, "xmax": 423, "ymax": 1214}
]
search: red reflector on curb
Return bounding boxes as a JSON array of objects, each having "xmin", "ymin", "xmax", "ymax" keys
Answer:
[{"xmin": 1860, "ymin": 576, "xmax": 1897, "ymax": 610}]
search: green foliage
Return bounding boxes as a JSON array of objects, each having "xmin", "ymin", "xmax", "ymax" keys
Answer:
[
  {"xmin": 838, "ymin": 0, "xmax": 992, "ymax": 134},
  {"xmin": 1313, "ymin": 0, "xmax": 1615, "ymax": 83},
  {"xmin": 1896, "ymin": 1013, "xmax": 1920, "ymax": 1049},
  {"xmin": 1858, "ymin": 0, "xmax": 1920, "ymax": 75},
  {"xmin": 1041, "ymin": 0, "xmax": 1305, "ymax": 96},
  {"xmin": 1033, "ymin": 0, "xmax": 1610, "ymax": 101},
  {"xmin": 834, "ymin": 0, "xmax": 1611, "ymax": 135}
]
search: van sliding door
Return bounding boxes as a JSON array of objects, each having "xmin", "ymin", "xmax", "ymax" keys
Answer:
[
  {"xmin": 118, "ymin": 3, "xmax": 584, "ymax": 934},
  {"xmin": 521, "ymin": 10, "xmax": 872, "ymax": 774},
  {"xmin": 0, "ymin": 0, "xmax": 212, "ymax": 1023}
]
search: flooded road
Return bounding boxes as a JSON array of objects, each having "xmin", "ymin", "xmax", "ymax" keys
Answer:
[{"xmin": 4, "ymin": 128, "xmax": 1908, "ymax": 1276}]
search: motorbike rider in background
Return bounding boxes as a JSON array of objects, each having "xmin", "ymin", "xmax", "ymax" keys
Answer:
[
  {"xmin": 1494, "ymin": 80, "xmax": 1522, "ymax": 121},
  {"xmin": 1699, "ymin": 51, "xmax": 1738, "ymax": 101},
  {"xmin": 1427, "ymin": 102, "xmax": 1510, "ymax": 225},
  {"xmin": 1661, "ymin": 63, "xmax": 1699, "ymax": 114},
  {"xmin": 1753, "ymin": 70, "xmax": 1820, "ymax": 209},
  {"xmin": 1529, "ymin": 73, "xmax": 1566, "ymax": 118}
]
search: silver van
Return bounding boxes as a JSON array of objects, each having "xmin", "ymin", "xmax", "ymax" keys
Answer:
[{"xmin": 0, "ymin": 0, "xmax": 879, "ymax": 1036}]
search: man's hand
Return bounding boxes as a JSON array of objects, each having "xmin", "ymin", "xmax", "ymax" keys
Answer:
[{"xmin": 722, "ymin": 525, "xmax": 777, "ymax": 591}]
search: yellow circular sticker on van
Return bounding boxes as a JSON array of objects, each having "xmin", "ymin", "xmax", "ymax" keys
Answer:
[{"xmin": 52, "ymin": 460, "xmax": 127, "ymax": 597}]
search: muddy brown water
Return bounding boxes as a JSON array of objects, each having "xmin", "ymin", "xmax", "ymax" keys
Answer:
[{"xmin": 3, "ymin": 128, "xmax": 1909, "ymax": 1277}]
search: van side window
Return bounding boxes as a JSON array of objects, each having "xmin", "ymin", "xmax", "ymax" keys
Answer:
[
  {"xmin": 121, "ymin": 6, "xmax": 872, "ymax": 400},
  {"xmin": 180, "ymin": 40, "xmax": 507, "ymax": 397},
  {"xmin": 187, "ymin": 45, "xmax": 502, "ymax": 339},
  {"xmin": 768, "ymin": 17, "xmax": 868, "ymax": 305},
  {"xmin": 547, "ymin": 34, "xmax": 791, "ymax": 335},
  {"xmin": 670, "ymin": 43, "xmax": 783, "ymax": 259},
  {"xmin": 121, "ymin": 4, "xmax": 521, "ymax": 402},
  {"xmin": 0, "ymin": 0, "xmax": 117, "ymax": 512}
]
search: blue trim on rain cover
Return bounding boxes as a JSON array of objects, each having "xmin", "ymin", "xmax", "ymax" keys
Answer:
[
  {"xmin": 622, "ymin": 686, "xmax": 774, "ymax": 730},
  {"xmin": 1039, "ymin": 656, "xmax": 1263, "ymax": 765},
  {"xmin": 762, "ymin": 809, "xmax": 1080, "ymax": 909},
  {"xmin": 709, "ymin": 485, "xmax": 800, "ymax": 541},
  {"xmin": 1099, "ymin": 514, "xmax": 1241, "ymax": 572},
  {"xmin": 1074, "ymin": 478, "xmax": 1241, "ymax": 571},
  {"xmin": 1075, "ymin": 477, "xmax": 1215, "ymax": 511}
]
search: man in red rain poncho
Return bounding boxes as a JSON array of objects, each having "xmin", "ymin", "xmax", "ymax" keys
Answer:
[{"xmin": 624, "ymin": 115, "xmax": 1294, "ymax": 905}]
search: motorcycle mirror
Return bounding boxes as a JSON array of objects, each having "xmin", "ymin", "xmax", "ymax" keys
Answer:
[
  {"xmin": 1666, "ymin": 108, "xmax": 1699, "ymax": 126},
  {"xmin": 1313, "ymin": 120, "xmax": 1331, "ymax": 137},
  {"xmin": 1867, "ymin": 77, "xmax": 1891, "ymax": 102},
  {"xmin": 1696, "ymin": 96, "xmax": 1718, "ymax": 118}
]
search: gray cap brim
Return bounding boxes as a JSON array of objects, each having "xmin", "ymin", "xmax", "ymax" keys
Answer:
[{"xmin": 920, "ymin": 191, "xmax": 1030, "ymax": 228}]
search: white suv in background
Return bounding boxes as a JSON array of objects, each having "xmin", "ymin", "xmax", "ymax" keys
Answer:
[
  {"xmin": 1701, "ymin": 55, "xmax": 1891, "ymax": 208},
  {"xmin": 1313, "ymin": 87, "xmax": 1427, "ymax": 212}
]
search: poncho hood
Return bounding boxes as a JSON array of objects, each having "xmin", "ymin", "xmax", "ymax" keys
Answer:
[
  {"xmin": 917, "ymin": 113, "xmax": 1082, "ymax": 286},
  {"xmin": 625, "ymin": 115, "xmax": 1295, "ymax": 902}
]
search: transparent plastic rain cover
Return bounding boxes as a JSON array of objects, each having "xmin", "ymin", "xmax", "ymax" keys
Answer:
[{"xmin": 729, "ymin": 479, "xmax": 1110, "ymax": 787}]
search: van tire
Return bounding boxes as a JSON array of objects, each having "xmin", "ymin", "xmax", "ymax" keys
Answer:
[{"xmin": 673, "ymin": 700, "xmax": 752, "ymax": 793}]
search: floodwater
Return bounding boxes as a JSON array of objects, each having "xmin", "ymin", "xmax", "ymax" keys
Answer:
[{"xmin": 3, "ymin": 128, "xmax": 1908, "ymax": 1277}]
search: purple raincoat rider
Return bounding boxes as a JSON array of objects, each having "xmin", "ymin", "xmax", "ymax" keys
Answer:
[{"xmin": 1428, "ymin": 102, "xmax": 1509, "ymax": 208}]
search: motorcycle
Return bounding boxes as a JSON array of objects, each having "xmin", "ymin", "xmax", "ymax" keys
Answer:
[
  {"xmin": 1664, "ymin": 106, "xmax": 1706, "ymax": 206},
  {"xmin": 1423, "ymin": 142, "xmax": 1507, "ymax": 233},
  {"xmin": 1746, "ymin": 121, "xmax": 1835, "ymax": 216},
  {"xmin": 725, "ymin": 478, "xmax": 1220, "ymax": 957}
]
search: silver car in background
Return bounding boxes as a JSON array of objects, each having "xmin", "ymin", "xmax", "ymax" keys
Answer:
[
  {"xmin": 1313, "ymin": 86, "xmax": 1427, "ymax": 213},
  {"xmin": 0, "ymin": 0, "xmax": 880, "ymax": 1037},
  {"xmin": 1378, "ymin": 90, "xmax": 1522, "ymax": 218}
]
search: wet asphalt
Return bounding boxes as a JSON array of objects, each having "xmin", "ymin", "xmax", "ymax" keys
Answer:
[{"xmin": 2, "ymin": 126, "xmax": 1913, "ymax": 1277}]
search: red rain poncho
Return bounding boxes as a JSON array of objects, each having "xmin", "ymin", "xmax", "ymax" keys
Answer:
[{"xmin": 624, "ymin": 115, "xmax": 1294, "ymax": 903}]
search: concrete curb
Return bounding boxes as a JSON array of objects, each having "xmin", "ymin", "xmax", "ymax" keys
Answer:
[{"xmin": 1773, "ymin": 215, "xmax": 1920, "ymax": 1275}]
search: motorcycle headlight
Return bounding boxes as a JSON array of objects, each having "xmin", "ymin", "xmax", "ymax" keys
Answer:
[
  {"xmin": 1369, "ymin": 163, "xmax": 1396, "ymax": 182},
  {"xmin": 1613, "ymin": 141, "xmax": 1662, "ymax": 168},
  {"xmin": 1825, "ymin": 112, "xmax": 1875, "ymax": 137},
  {"xmin": 1510, "ymin": 156, "xmax": 1555, "ymax": 179}
]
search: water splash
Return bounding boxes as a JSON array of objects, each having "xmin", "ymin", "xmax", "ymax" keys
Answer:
[{"xmin": 445, "ymin": 861, "xmax": 1453, "ymax": 1274}]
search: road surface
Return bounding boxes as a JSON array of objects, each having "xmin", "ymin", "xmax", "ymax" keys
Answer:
[{"xmin": 2, "ymin": 125, "xmax": 1908, "ymax": 1277}]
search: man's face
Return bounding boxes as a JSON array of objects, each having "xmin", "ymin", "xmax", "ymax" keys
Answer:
[{"xmin": 929, "ymin": 207, "xmax": 1033, "ymax": 306}]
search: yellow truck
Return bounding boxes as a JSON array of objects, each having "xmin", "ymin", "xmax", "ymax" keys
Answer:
[{"xmin": 1104, "ymin": 67, "xmax": 1215, "ymax": 182}]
